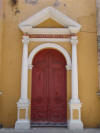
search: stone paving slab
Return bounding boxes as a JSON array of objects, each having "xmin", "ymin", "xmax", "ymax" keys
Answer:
[{"xmin": 0, "ymin": 128, "xmax": 100, "ymax": 133}]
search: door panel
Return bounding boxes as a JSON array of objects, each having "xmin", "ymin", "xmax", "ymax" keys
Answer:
[
  {"xmin": 31, "ymin": 51, "xmax": 48, "ymax": 122},
  {"xmin": 48, "ymin": 51, "xmax": 67, "ymax": 122},
  {"xmin": 31, "ymin": 49, "xmax": 67, "ymax": 124}
]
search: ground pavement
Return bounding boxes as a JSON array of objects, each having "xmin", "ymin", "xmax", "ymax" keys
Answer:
[{"xmin": 0, "ymin": 128, "xmax": 100, "ymax": 133}]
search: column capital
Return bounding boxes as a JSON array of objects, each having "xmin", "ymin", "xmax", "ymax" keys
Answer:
[
  {"xmin": 22, "ymin": 36, "xmax": 30, "ymax": 45},
  {"xmin": 70, "ymin": 36, "xmax": 78, "ymax": 45}
]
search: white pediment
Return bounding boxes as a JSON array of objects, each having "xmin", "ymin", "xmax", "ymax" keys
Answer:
[{"xmin": 19, "ymin": 6, "xmax": 81, "ymax": 34}]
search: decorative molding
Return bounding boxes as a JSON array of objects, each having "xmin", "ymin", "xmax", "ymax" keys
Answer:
[
  {"xmin": 19, "ymin": 6, "xmax": 81, "ymax": 34},
  {"xmin": 66, "ymin": 65, "xmax": 72, "ymax": 70},
  {"xmin": 70, "ymin": 36, "xmax": 78, "ymax": 45},
  {"xmin": 28, "ymin": 64, "xmax": 33, "ymax": 69},
  {"xmin": 22, "ymin": 36, "xmax": 30, "ymax": 45},
  {"xmin": 69, "ymin": 99, "xmax": 81, "ymax": 104},
  {"xmin": 29, "ymin": 38, "xmax": 70, "ymax": 42},
  {"xmin": 23, "ymin": 28, "xmax": 71, "ymax": 35},
  {"xmin": 68, "ymin": 102, "xmax": 83, "ymax": 130},
  {"xmin": 69, "ymin": 102, "xmax": 82, "ymax": 108},
  {"xmin": 28, "ymin": 34, "xmax": 75, "ymax": 38},
  {"xmin": 28, "ymin": 43, "xmax": 72, "ymax": 70},
  {"xmin": 17, "ymin": 98, "xmax": 30, "ymax": 109}
]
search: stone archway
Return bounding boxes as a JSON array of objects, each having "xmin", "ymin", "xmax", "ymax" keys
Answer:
[{"xmin": 28, "ymin": 43, "xmax": 71, "ymax": 70}]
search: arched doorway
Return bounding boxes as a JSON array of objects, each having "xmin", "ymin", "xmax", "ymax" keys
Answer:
[{"xmin": 31, "ymin": 49, "xmax": 67, "ymax": 126}]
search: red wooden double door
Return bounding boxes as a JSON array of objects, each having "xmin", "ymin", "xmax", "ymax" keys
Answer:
[{"xmin": 31, "ymin": 49, "xmax": 67, "ymax": 125}]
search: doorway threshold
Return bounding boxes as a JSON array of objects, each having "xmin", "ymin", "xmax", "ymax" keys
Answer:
[{"xmin": 31, "ymin": 122, "xmax": 67, "ymax": 127}]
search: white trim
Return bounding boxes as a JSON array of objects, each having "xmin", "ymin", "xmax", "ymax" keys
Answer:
[
  {"xmin": 22, "ymin": 28, "xmax": 70, "ymax": 35},
  {"xmin": 68, "ymin": 120, "xmax": 83, "ymax": 130},
  {"xmin": 15, "ymin": 36, "xmax": 30, "ymax": 129},
  {"xmin": 70, "ymin": 36, "xmax": 79, "ymax": 101},
  {"xmin": 28, "ymin": 64, "xmax": 33, "ymax": 69},
  {"xmin": 17, "ymin": 98, "xmax": 30, "ymax": 109},
  {"xmin": 15, "ymin": 120, "xmax": 30, "ymax": 129},
  {"xmin": 66, "ymin": 65, "xmax": 72, "ymax": 70},
  {"xmin": 19, "ymin": 6, "xmax": 81, "ymax": 34},
  {"xmin": 68, "ymin": 102, "xmax": 83, "ymax": 130},
  {"xmin": 28, "ymin": 43, "xmax": 72, "ymax": 70},
  {"xmin": 29, "ymin": 38, "xmax": 70, "ymax": 42},
  {"xmin": 68, "ymin": 36, "xmax": 83, "ymax": 129}
]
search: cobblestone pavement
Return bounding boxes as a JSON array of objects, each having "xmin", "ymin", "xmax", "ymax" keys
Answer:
[{"xmin": 0, "ymin": 128, "xmax": 100, "ymax": 133}]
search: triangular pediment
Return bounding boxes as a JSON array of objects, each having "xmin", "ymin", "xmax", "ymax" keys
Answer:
[
  {"xmin": 19, "ymin": 6, "xmax": 81, "ymax": 34},
  {"xmin": 36, "ymin": 18, "xmax": 64, "ymax": 28}
]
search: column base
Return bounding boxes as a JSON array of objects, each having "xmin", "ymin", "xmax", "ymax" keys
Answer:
[
  {"xmin": 69, "ymin": 99, "xmax": 81, "ymax": 104},
  {"xmin": 15, "ymin": 98, "xmax": 30, "ymax": 129},
  {"xmin": 68, "ymin": 120, "xmax": 83, "ymax": 130},
  {"xmin": 15, "ymin": 119, "xmax": 30, "ymax": 129},
  {"xmin": 68, "ymin": 99, "xmax": 84, "ymax": 129}
]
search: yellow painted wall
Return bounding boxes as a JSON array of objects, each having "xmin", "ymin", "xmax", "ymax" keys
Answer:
[
  {"xmin": 0, "ymin": 0, "xmax": 3, "ymax": 69},
  {"xmin": 0, "ymin": 0, "xmax": 4, "ymax": 125},
  {"xmin": 0, "ymin": 0, "xmax": 100, "ymax": 128}
]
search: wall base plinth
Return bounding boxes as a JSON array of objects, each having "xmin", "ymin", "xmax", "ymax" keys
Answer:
[
  {"xmin": 15, "ymin": 119, "xmax": 30, "ymax": 129},
  {"xmin": 68, "ymin": 120, "xmax": 83, "ymax": 130},
  {"xmin": 68, "ymin": 99, "xmax": 83, "ymax": 129}
]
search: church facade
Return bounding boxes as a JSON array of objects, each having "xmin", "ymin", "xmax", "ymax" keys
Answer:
[{"xmin": 0, "ymin": 0, "xmax": 100, "ymax": 129}]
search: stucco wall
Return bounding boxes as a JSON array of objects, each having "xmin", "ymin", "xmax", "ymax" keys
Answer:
[
  {"xmin": 0, "ymin": 0, "xmax": 100, "ymax": 128},
  {"xmin": 0, "ymin": 0, "xmax": 3, "ymax": 90},
  {"xmin": 0, "ymin": 0, "xmax": 4, "ymax": 125}
]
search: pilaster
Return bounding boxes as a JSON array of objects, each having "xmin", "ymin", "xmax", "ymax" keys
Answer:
[
  {"xmin": 68, "ymin": 36, "xmax": 83, "ymax": 130},
  {"xmin": 15, "ymin": 36, "xmax": 30, "ymax": 129}
]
